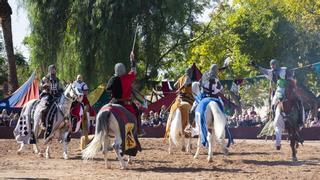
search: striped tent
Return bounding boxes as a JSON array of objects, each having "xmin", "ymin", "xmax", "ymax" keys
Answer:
[{"xmin": 0, "ymin": 72, "xmax": 39, "ymax": 112}]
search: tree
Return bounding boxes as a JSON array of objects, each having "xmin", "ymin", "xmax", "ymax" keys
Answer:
[
  {"xmin": 21, "ymin": 0, "xmax": 210, "ymax": 89},
  {"xmin": 0, "ymin": 0, "xmax": 19, "ymax": 92}
]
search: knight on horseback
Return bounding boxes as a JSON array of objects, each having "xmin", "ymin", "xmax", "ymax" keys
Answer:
[
  {"xmin": 250, "ymin": 59, "xmax": 304, "ymax": 151},
  {"xmin": 106, "ymin": 52, "xmax": 143, "ymax": 135},
  {"xmin": 39, "ymin": 64, "xmax": 63, "ymax": 129},
  {"xmin": 186, "ymin": 64, "xmax": 223, "ymax": 131},
  {"xmin": 164, "ymin": 66, "xmax": 195, "ymax": 153}
]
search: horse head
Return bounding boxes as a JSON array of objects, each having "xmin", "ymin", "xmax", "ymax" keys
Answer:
[{"xmin": 64, "ymin": 83, "xmax": 83, "ymax": 102}]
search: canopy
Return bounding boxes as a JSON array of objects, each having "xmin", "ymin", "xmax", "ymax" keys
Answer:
[{"xmin": 0, "ymin": 72, "xmax": 39, "ymax": 111}]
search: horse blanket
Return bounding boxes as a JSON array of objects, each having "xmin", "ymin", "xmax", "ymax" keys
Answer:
[
  {"xmin": 195, "ymin": 97, "xmax": 233, "ymax": 147},
  {"xmin": 100, "ymin": 104, "xmax": 141, "ymax": 156},
  {"xmin": 13, "ymin": 100, "xmax": 63, "ymax": 144}
]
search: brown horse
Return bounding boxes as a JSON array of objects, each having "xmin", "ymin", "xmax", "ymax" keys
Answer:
[{"xmin": 277, "ymin": 80, "xmax": 304, "ymax": 161}]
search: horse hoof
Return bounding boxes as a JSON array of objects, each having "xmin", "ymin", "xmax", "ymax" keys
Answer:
[
  {"xmin": 63, "ymin": 154, "xmax": 69, "ymax": 160},
  {"xmin": 207, "ymin": 157, "xmax": 213, "ymax": 163},
  {"xmin": 45, "ymin": 154, "xmax": 50, "ymax": 159},
  {"xmin": 181, "ymin": 146, "xmax": 186, "ymax": 152},
  {"xmin": 223, "ymin": 148, "xmax": 229, "ymax": 155},
  {"xmin": 106, "ymin": 164, "xmax": 111, "ymax": 169},
  {"xmin": 17, "ymin": 151, "xmax": 22, "ymax": 155},
  {"xmin": 193, "ymin": 155, "xmax": 198, "ymax": 159},
  {"xmin": 120, "ymin": 166, "xmax": 127, "ymax": 170},
  {"xmin": 292, "ymin": 157, "xmax": 298, "ymax": 162}
]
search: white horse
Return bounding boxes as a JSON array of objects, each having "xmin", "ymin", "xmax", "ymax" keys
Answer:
[
  {"xmin": 82, "ymin": 105, "xmax": 139, "ymax": 169},
  {"xmin": 191, "ymin": 82, "xmax": 228, "ymax": 162},
  {"xmin": 14, "ymin": 84, "xmax": 81, "ymax": 159},
  {"xmin": 167, "ymin": 100, "xmax": 192, "ymax": 154}
]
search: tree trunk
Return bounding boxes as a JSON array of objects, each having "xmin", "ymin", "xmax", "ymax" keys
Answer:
[{"xmin": 0, "ymin": 15, "xmax": 19, "ymax": 92}]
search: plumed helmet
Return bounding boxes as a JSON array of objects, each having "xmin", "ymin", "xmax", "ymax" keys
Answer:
[
  {"xmin": 114, "ymin": 63, "xmax": 126, "ymax": 76},
  {"xmin": 209, "ymin": 64, "xmax": 218, "ymax": 79}
]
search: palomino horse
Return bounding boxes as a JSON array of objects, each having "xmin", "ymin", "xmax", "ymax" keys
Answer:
[
  {"xmin": 82, "ymin": 104, "xmax": 141, "ymax": 169},
  {"xmin": 192, "ymin": 82, "xmax": 228, "ymax": 162},
  {"xmin": 14, "ymin": 84, "xmax": 81, "ymax": 159},
  {"xmin": 166, "ymin": 99, "xmax": 193, "ymax": 154}
]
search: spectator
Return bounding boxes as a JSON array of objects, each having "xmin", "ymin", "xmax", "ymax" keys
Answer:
[
  {"xmin": 148, "ymin": 111, "xmax": 155, "ymax": 122},
  {"xmin": 249, "ymin": 107, "xmax": 257, "ymax": 119},
  {"xmin": 141, "ymin": 113, "xmax": 150, "ymax": 127},
  {"xmin": 9, "ymin": 113, "xmax": 19, "ymax": 127},
  {"xmin": 159, "ymin": 105, "xmax": 168, "ymax": 123},
  {"xmin": 0, "ymin": 109, "xmax": 10, "ymax": 126},
  {"xmin": 151, "ymin": 112, "xmax": 162, "ymax": 127},
  {"xmin": 310, "ymin": 118, "xmax": 320, "ymax": 127}
]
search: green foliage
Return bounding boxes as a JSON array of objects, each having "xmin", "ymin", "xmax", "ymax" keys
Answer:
[
  {"xmin": 0, "ymin": 56, "xmax": 7, "ymax": 83},
  {"xmin": 21, "ymin": 0, "xmax": 210, "ymax": 89},
  {"xmin": 181, "ymin": 0, "xmax": 320, "ymax": 106},
  {"xmin": 15, "ymin": 52, "xmax": 31, "ymax": 84}
]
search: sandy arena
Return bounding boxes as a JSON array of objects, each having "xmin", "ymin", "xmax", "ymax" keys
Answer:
[{"xmin": 0, "ymin": 138, "xmax": 319, "ymax": 179}]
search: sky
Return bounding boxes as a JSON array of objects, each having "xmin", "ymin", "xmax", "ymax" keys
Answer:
[
  {"xmin": 7, "ymin": 0, "xmax": 30, "ymax": 59},
  {"xmin": 5, "ymin": 1, "xmax": 212, "ymax": 61}
]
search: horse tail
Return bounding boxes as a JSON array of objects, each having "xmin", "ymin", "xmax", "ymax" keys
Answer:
[
  {"xmin": 210, "ymin": 102, "xmax": 226, "ymax": 141},
  {"xmin": 170, "ymin": 109, "xmax": 182, "ymax": 145},
  {"xmin": 82, "ymin": 110, "xmax": 110, "ymax": 160}
]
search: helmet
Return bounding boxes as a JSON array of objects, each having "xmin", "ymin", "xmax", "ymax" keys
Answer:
[
  {"xmin": 48, "ymin": 64, "xmax": 56, "ymax": 74},
  {"xmin": 209, "ymin": 64, "xmax": 218, "ymax": 79},
  {"xmin": 114, "ymin": 63, "xmax": 126, "ymax": 76},
  {"xmin": 270, "ymin": 59, "xmax": 278, "ymax": 69}
]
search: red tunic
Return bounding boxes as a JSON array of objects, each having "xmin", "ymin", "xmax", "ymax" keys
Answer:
[{"xmin": 119, "ymin": 70, "xmax": 137, "ymax": 116}]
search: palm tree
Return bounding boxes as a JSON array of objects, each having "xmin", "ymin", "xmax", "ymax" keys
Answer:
[{"xmin": 0, "ymin": 0, "xmax": 18, "ymax": 92}]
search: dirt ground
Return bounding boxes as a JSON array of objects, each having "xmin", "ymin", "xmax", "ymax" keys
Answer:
[{"xmin": 0, "ymin": 138, "xmax": 319, "ymax": 179}]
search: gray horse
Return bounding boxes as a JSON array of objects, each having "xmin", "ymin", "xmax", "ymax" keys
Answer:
[{"xmin": 14, "ymin": 84, "xmax": 82, "ymax": 159}]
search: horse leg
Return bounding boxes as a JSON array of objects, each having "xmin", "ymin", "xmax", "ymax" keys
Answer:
[
  {"xmin": 207, "ymin": 131, "xmax": 213, "ymax": 163},
  {"xmin": 127, "ymin": 156, "xmax": 133, "ymax": 165},
  {"xmin": 290, "ymin": 132, "xmax": 298, "ymax": 162},
  {"xmin": 168, "ymin": 135, "xmax": 172, "ymax": 155},
  {"xmin": 62, "ymin": 141, "xmax": 69, "ymax": 160},
  {"xmin": 194, "ymin": 136, "xmax": 201, "ymax": 159},
  {"xmin": 102, "ymin": 134, "xmax": 111, "ymax": 169},
  {"xmin": 181, "ymin": 134, "xmax": 186, "ymax": 152},
  {"xmin": 17, "ymin": 142, "xmax": 25, "ymax": 155},
  {"xmin": 114, "ymin": 136, "xmax": 126, "ymax": 169},
  {"xmin": 62, "ymin": 130, "xmax": 70, "ymax": 160},
  {"xmin": 45, "ymin": 143, "xmax": 51, "ymax": 159},
  {"xmin": 186, "ymin": 136, "xmax": 192, "ymax": 153}
]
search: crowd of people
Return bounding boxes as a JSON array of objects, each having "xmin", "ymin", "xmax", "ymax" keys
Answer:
[
  {"xmin": 141, "ymin": 105, "xmax": 169, "ymax": 128},
  {"xmin": 0, "ymin": 109, "xmax": 19, "ymax": 127},
  {"xmin": 304, "ymin": 108, "xmax": 320, "ymax": 128},
  {"xmin": 227, "ymin": 107, "xmax": 266, "ymax": 128}
]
